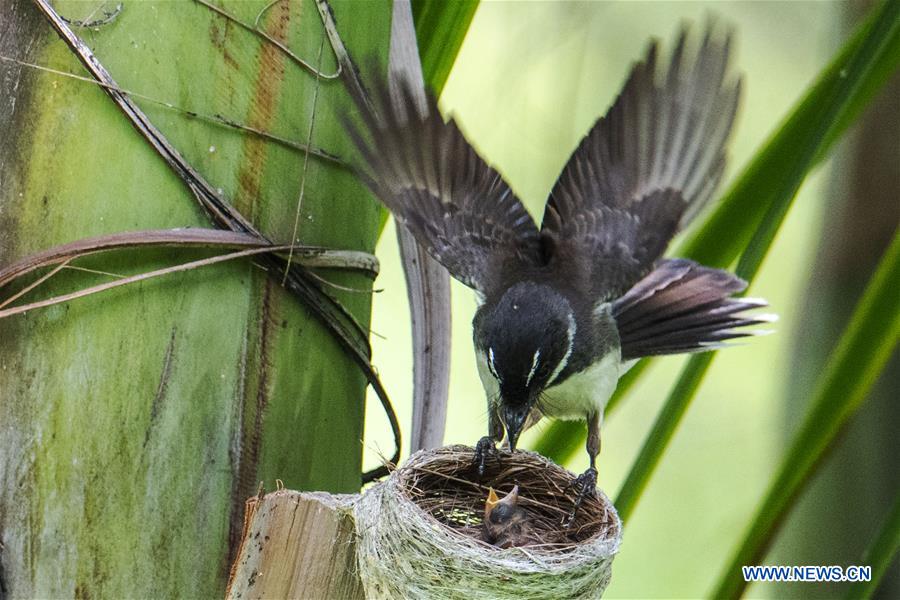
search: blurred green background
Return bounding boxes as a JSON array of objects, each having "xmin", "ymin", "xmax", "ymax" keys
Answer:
[{"xmin": 364, "ymin": 2, "xmax": 897, "ymax": 598}]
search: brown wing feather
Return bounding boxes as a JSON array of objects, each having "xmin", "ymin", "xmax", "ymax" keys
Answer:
[
  {"xmin": 542, "ymin": 23, "xmax": 741, "ymax": 299},
  {"xmin": 613, "ymin": 259, "xmax": 773, "ymax": 359},
  {"xmin": 344, "ymin": 75, "xmax": 542, "ymax": 294}
]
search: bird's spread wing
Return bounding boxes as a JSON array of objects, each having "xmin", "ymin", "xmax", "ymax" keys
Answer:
[
  {"xmin": 344, "ymin": 75, "xmax": 542, "ymax": 295},
  {"xmin": 541, "ymin": 24, "xmax": 741, "ymax": 300},
  {"xmin": 612, "ymin": 259, "xmax": 775, "ymax": 360}
]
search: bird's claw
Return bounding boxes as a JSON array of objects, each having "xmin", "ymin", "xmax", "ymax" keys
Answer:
[
  {"xmin": 473, "ymin": 436, "xmax": 498, "ymax": 477},
  {"xmin": 564, "ymin": 467, "xmax": 597, "ymax": 527}
]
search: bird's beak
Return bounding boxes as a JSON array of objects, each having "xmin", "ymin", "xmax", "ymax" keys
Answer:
[
  {"xmin": 503, "ymin": 405, "xmax": 529, "ymax": 452},
  {"xmin": 484, "ymin": 485, "xmax": 520, "ymax": 520},
  {"xmin": 504, "ymin": 485, "xmax": 520, "ymax": 507},
  {"xmin": 485, "ymin": 488, "xmax": 499, "ymax": 512}
]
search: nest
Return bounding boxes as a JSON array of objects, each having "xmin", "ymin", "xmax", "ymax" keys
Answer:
[
  {"xmin": 399, "ymin": 444, "xmax": 614, "ymax": 548},
  {"xmin": 354, "ymin": 445, "xmax": 622, "ymax": 599}
]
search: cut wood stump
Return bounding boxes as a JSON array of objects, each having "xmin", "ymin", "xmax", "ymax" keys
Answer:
[{"xmin": 226, "ymin": 490, "xmax": 363, "ymax": 600}]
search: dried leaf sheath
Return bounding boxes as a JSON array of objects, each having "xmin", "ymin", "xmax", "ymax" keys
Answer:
[
  {"xmin": 0, "ymin": 228, "xmax": 377, "ymax": 288},
  {"xmin": 386, "ymin": 0, "xmax": 452, "ymax": 452}
]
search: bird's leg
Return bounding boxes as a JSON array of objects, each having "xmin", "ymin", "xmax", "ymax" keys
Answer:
[
  {"xmin": 566, "ymin": 412, "xmax": 600, "ymax": 526},
  {"xmin": 473, "ymin": 406, "xmax": 504, "ymax": 477},
  {"xmin": 474, "ymin": 436, "xmax": 497, "ymax": 476}
]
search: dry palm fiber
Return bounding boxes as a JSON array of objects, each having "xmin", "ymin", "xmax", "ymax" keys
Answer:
[{"xmin": 354, "ymin": 445, "xmax": 622, "ymax": 599}]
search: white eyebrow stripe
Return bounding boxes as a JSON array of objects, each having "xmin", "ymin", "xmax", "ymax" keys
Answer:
[
  {"xmin": 488, "ymin": 347, "xmax": 501, "ymax": 382},
  {"xmin": 525, "ymin": 349, "xmax": 541, "ymax": 387},
  {"xmin": 548, "ymin": 314, "xmax": 576, "ymax": 386}
]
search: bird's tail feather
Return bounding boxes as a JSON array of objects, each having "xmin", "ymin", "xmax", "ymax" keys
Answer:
[{"xmin": 612, "ymin": 259, "xmax": 775, "ymax": 360}]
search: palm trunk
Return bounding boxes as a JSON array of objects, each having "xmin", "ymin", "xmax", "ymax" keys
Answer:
[{"xmin": 0, "ymin": 0, "xmax": 388, "ymax": 596}]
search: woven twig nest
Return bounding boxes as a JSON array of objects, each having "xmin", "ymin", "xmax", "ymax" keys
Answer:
[{"xmin": 355, "ymin": 445, "xmax": 622, "ymax": 599}]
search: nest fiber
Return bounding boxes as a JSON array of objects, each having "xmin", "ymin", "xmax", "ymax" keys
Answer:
[{"xmin": 354, "ymin": 445, "xmax": 622, "ymax": 599}]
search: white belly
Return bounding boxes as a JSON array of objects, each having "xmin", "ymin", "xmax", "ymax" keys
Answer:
[{"xmin": 540, "ymin": 352, "xmax": 624, "ymax": 421}]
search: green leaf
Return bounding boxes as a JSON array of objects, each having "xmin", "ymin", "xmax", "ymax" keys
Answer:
[
  {"xmin": 412, "ymin": 0, "xmax": 479, "ymax": 94},
  {"xmin": 678, "ymin": 0, "xmax": 900, "ymax": 269},
  {"xmin": 845, "ymin": 491, "xmax": 900, "ymax": 600},
  {"xmin": 711, "ymin": 229, "xmax": 900, "ymax": 598},
  {"xmin": 614, "ymin": 0, "xmax": 900, "ymax": 531},
  {"xmin": 614, "ymin": 353, "xmax": 714, "ymax": 522}
]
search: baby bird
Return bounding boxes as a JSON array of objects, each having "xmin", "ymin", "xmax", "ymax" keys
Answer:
[{"xmin": 482, "ymin": 486, "xmax": 538, "ymax": 548}]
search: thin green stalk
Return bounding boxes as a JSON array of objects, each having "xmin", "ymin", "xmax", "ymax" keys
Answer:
[
  {"xmin": 612, "ymin": 0, "xmax": 900, "ymax": 526},
  {"xmin": 615, "ymin": 353, "xmax": 713, "ymax": 522},
  {"xmin": 845, "ymin": 492, "xmax": 900, "ymax": 600},
  {"xmin": 711, "ymin": 230, "xmax": 900, "ymax": 599}
]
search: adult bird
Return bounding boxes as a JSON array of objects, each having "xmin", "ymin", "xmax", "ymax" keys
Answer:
[{"xmin": 345, "ymin": 23, "xmax": 773, "ymax": 505}]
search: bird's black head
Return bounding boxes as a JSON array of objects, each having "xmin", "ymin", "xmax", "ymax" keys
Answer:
[{"xmin": 474, "ymin": 281, "xmax": 575, "ymax": 450}]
